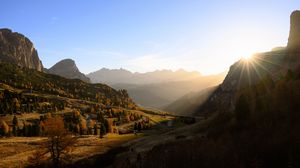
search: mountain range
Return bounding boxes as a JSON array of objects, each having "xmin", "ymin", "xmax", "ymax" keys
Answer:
[
  {"xmin": 87, "ymin": 68, "xmax": 202, "ymax": 84},
  {"xmin": 87, "ymin": 68, "xmax": 225, "ymax": 108}
]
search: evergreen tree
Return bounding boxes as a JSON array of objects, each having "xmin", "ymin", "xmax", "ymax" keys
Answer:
[
  {"xmin": 12, "ymin": 115, "xmax": 18, "ymax": 136},
  {"xmin": 134, "ymin": 122, "xmax": 138, "ymax": 131},
  {"xmin": 138, "ymin": 122, "xmax": 142, "ymax": 132},
  {"xmin": 93, "ymin": 124, "xmax": 98, "ymax": 135},
  {"xmin": 100, "ymin": 123, "xmax": 106, "ymax": 138}
]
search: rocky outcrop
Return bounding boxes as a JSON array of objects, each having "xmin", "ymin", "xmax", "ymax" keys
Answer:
[
  {"xmin": 0, "ymin": 28, "xmax": 43, "ymax": 71},
  {"xmin": 287, "ymin": 10, "xmax": 300, "ymax": 51},
  {"xmin": 48, "ymin": 59, "xmax": 91, "ymax": 83}
]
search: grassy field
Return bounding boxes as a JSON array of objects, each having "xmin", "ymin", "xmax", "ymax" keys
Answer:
[{"xmin": 0, "ymin": 134, "xmax": 141, "ymax": 168}]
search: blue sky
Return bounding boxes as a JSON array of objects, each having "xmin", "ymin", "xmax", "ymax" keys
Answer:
[{"xmin": 1, "ymin": 0, "xmax": 299, "ymax": 75}]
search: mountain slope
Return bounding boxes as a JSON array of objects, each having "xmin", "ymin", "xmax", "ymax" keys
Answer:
[
  {"xmin": 47, "ymin": 59, "xmax": 91, "ymax": 83},
  {"xmin": 0, "ymin": 62, "xmax": 135, "ymax": 108},
  {"xmin": 164, "ymin": 86, "xmax": 217, "ymax": 116},
  {"xmin": 0, "ymin": 28, "xmax": 43, "ymax": 71}
]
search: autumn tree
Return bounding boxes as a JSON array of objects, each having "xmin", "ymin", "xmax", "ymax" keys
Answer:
[
  {"xmin": 0, "ymin": 120, "xmax": 9, "ymax": 136},
  {"xmin": 12, "ymin": 98, "xmax": 20, "ymax": 113},
  {"xmin": 29, "ymin": 116, "xmax": 77, "ymax": 167}
]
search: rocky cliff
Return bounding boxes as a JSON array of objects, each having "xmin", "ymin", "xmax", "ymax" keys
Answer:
[
  {"xmin": 0, "ymin": 28, "xmax": 43, "ymax": 71},
  {"xmin": 287, "ymin": 10, "xmax": 300, "ymax": 51},
  {"xmin": 48, "ymin": 59, "xmax": 91, "ymax": 83}
]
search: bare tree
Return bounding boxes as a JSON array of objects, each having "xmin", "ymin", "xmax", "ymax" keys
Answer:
[{"xmin": 29, "ymin": 115, "xmax": 77, "ymax": 167}]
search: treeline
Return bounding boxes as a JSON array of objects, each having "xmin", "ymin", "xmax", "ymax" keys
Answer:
[
  {"xmin": 0, "ymin": 115, "xmax": 42, "ymax": 137},
  {"xmin": 0, "ymin": 107, "xmax": 150, "ymax": 137},
  {"xmin": 0, "ymin": 89, "xmax": 65, "ymax": 115}
]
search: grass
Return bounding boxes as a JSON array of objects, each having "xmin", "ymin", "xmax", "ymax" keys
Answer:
[{"xmin": 0, "ymin": 134, "xmax": 140, "ymax": 168}]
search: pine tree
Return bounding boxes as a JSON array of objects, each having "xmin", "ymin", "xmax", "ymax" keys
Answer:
[
  {"xmin": 100, "ymin": 123, "xmax": 106, "ymax": 138},
  {"xmin": 12, "ymin": 115, "xmax": 18, "ymax": 136},
  {"xmin": 93, "ymin": 124, "xmax": 98, "ymax": 135}
]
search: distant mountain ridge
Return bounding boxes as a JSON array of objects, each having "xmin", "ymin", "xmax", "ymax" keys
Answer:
[
  {"xmin": 47, "ymin": 59, "xmax": 91, "ymax": 83},
  {"xmin": 87, "ymin": 68, "xmax": 225, "ymax": 109},
  {"xmin": 0, "ymin": 28, "xmax": 43, "ymax": 71},
  {"xmin": 87, "ymin": 68, "xmax": 202, "ymax": 84}
]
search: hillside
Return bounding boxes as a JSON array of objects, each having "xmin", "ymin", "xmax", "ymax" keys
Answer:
[
  {"xmin": 164, "ymin": 86, "xmax": 217, "ymax": 116},
  {"xmin": 0, "ymin": 62, "xmax": 135, "ymax": 110},
  {"xmin": 47, "ymin": 59, "xmax": 91, "ymax": 83}
]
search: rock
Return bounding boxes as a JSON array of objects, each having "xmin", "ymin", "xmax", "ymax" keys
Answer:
[
  {"xmin": 0, "ymin": 28, "xmax": 43, "ymax": 71},
  {"xmin": 48, "ymin": 59, "xmax": 91, "ymax": 83},
  {"xmin": 287, "ymin": 10, "xmax": 300, "ymax": 51}
]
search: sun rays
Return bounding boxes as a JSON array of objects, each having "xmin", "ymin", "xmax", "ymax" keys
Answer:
[{"xmin": 233, "ymin": 51, "xmax": 284, "ymax": 91}]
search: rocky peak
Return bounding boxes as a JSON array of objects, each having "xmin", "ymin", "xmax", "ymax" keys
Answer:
[
  {"xmin": 0, "ymin": 28, "xmax": 43, "ymax": 71},
  {"xmin": 48, "ymin": 59, "xmax": 91, "ymax": 83},
  {"xmin": 287, "ymin": 10, "xmax": 300, "ymax": 51}
]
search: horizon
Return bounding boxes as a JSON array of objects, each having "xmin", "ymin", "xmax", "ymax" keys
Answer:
[
  {"xmin": 84, "ymin": 66, "xmax": 222, "ymax": 76},
  {"xmin": 1, "ymin": 1, "xmax": 299, "ymax": 75}
]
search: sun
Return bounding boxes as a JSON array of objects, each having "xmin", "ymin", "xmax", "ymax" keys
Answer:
[{"xmin": 242, "ymin": 54, "xmax": 253, "ymax": 61}]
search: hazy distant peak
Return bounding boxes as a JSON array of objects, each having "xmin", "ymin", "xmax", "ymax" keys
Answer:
[{"xmin": 87, "ymin": 67, "xmax": 204, "ymax": 84}]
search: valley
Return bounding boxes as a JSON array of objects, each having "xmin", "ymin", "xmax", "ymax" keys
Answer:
[{"xmin": 0, "ymin": 2, "xmax": 300, "ymax": 168}]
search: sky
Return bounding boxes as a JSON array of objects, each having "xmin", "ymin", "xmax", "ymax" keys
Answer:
[{"xmin": 1, "ymin": 0, "xmax": 299, "ymax": 75}]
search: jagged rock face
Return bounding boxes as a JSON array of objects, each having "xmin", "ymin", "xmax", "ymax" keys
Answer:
[
  {"xmin": 48, "ymin": 59, "xmax": 91, "ymax": 83},
  {"xmin": 0, "ymin": 28, "xmax": 43, "ymax": 71},
  {"xmin": 288, "ymin": 10, "xmax": 300, "ymax": 51}
]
